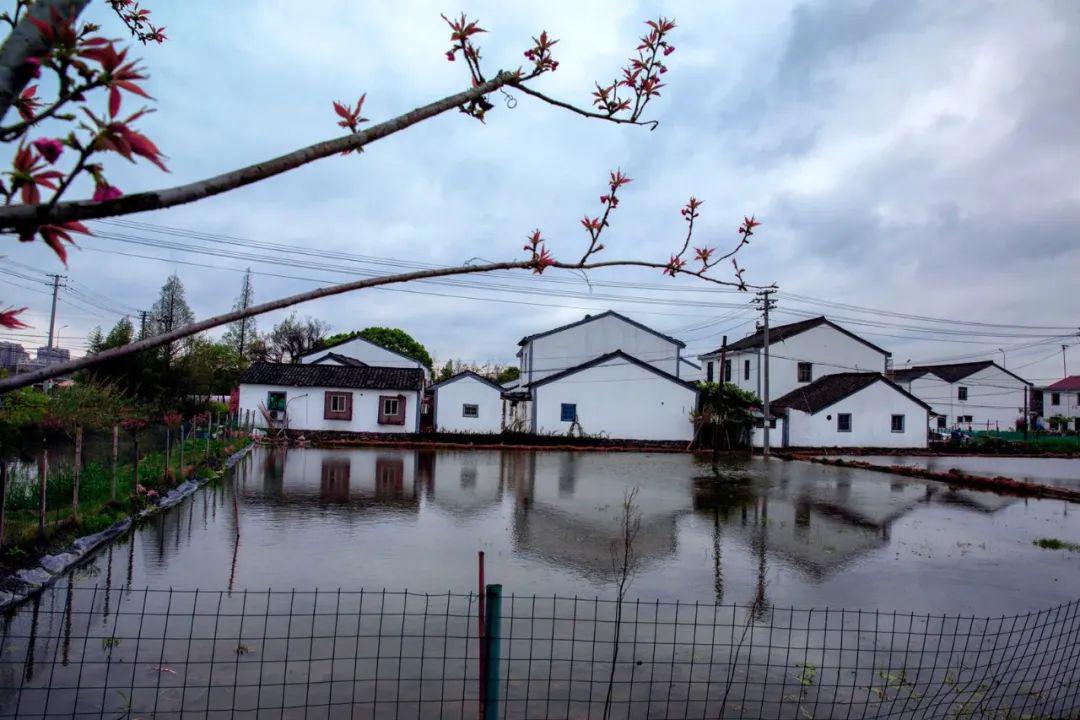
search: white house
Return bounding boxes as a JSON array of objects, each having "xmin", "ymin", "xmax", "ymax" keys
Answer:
[
  {"xmin": 1040, "ymin": 376, "xmax": 1080, "ymax": 431},
  {"xmin": 889, "ymin": 361, "xmax": 1030, "ymax": 432},
  {"xmin": 698, "ymin": 316, "xmax": 891, "ymax": 401},
  {"xmin": 528, "ymin": 350, "xmax": 699, "ymax": 442},
  {"xmin": 766, "ymin": 372, "xmax": 931, "ymax": 449},
  {"xmin": 430, "ymin": 371, "xmax": 505, "ymax": 434},
  {"xmin": 238, "ymin": 362, "xmax": 424, "ymax": 434},
  {"xmin": 517, "ymin": 310, "xmax": 688, "ymax": 384},
  {"xmin": 301, "ymin": 335, "xmax": 431, "ymax": 381}
]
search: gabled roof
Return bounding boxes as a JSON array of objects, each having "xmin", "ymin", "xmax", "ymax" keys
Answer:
[
  {"xmin": 517, "ymin": 310, "xmax": 686, "ymax": 349},
  {"xmin": 892, "ymin": 360, "xmax": 1031, "ymax": 386},
  {"xmin": 307, "ymin": 352, "xmax": 368, "ymax": 367},
  {"xmin": 429, "ymin": 370, "xmax": 504, "ymax": 393},
  {"xmin": 771, "ymin": 372, "xmax": 932, "ymax": 415},
  {"xmin": 1044, "ymin": 376, "xmax": 1080, "ymax": 392},
  {"xmin": 700, "ymin": 317, "xmax": 889, "ymax": 358},
  {"xmin": 529, "ymin": 350, "xmax": 700, "ymax": 392},
  {"xmin": 240, "ymin": 362, "xmax": 424, "ymax": 391},
  {"xmin": 302, "ymin": 333, "xmax": 425, "ymax": 366}
]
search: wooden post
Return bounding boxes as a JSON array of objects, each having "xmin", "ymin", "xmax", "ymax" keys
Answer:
[
  {"xmin": 132, "ymin": 432, "xmax": 140, "ymax": 493},
  {"xmin": 111, "ymin": 424, "xmax": 119, "ymax": 501},
  {"xmin": 72, "ymin": 425, "xmax": 83, "ymax": 520},
  {"xmin": 165, "ymin": 426, "xmax": 171, "ymax": 484},
  {"xmin": 38, "ymin": 445, "xmax": 48, "ymax": 539},
  {"xmin": 482, "ymin": 584, "xmax": 503, "ymax": 720},
  {"xmin": 180, "ymin": 421, "xmax": 185, "ymax": 473}
]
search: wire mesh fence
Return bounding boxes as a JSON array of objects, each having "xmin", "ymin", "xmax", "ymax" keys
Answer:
[{"xmin": 0, "ymin": 586, "xmax": 1078, "ymax": 719}]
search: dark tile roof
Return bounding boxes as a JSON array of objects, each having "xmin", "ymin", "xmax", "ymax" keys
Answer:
[
  {"xmin": 892, "ymin": 360, "xmax": 1030, "ymax": 386},
  {"xmin": 240, "ymin": 362, "xmax": 424, "ymax": 391},
  {"xmin": 1046, "ymin": 376, "xmax": 1080, "ymax": 391},
  {"xmin": 529, "ymin": 350, "xmax": 700, "ymax": 392},
  {"xmin": 701, "ymin": 316, "xmax": 889, "ymax": 357},
  {"xmin": 771, "ymin": 372, "xmax": 932, "ymax": 415},
  {"xmin": 307, "ymin": 352, "xmax": 368, "ymax": 367},
  {"xmin": 517, "ymin": 310, "xmax": 686, "ymax": 348},
  {"xmin": 429, "ymin": 370, "xmax": 505, "ymax": 392}
]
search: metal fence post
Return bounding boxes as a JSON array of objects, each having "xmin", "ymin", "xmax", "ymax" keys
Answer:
[{"xmin": 483, "ymin": 584, "xmax": 502, "ymax": 720}]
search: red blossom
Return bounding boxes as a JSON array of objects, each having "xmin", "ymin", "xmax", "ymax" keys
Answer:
[
  {"xmin": 10, "ymin": 143, "xmax": 63, "ymax": 204},
  {"xmin": 608, "ymin": 169, "xmax": 632, "ymax": 191},
  {"xmin": 694, "ymin": 247, "xmax": 713, "ymax": 264},
  {"xmin": 533, "ymin": 246, "xmax": 555, "ymax": 274},
  {"xmin": 92, "ymin": 182, "xmax": 123, "ymax": 202},
  {"xmin": 663, "ymin": 254, "xmax": 686, "ymax": 276},
  {"xmin": 332, "ymin": 95, "xmax": 368, "ymax": 134},
  {"xmin": 523, "ymin": 229, "xmax": 543, "ymax": 251},
  {"xmin": 15, "ymin": 85, "xmax": 40, "ymax": 122},
  {"xmin": 523, "ymin": 30, "xmax": 559, "ymax": 74},
  {"xmin": 31, "ymin": 138, "xmax": 64, "ymax": 163},
  {"xmin": 89, "ymin": 108, "xmax": 169, "ymax": 171},
  {"xmin": 22, "ymin": 221, "xmax": 92, "ymax": 265},
  {"xmin": 739, "ymin": 215, "xmax": 761, "ymax": 236},
  {"xmin": 78, "ymin": 43, "xmax": 152, "ymax": 117},
  {"xmin": 0, "ymin": 307, "xmax": 29, "ymax": 330},
  {"xmin": 581, "ymin": 216, "xmax": 604, "ymax": 233}
]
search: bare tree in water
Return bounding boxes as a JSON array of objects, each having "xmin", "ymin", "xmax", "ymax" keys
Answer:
[{"xmin": 604, "ymin": 485, "xmax": 641, "ymax": 719}]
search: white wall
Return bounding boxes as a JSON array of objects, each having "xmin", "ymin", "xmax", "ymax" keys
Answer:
[
  {"xmin": 784, "ymin": 379, "xmax": 929, "ymax": 448},
  {"xmin": 238, "ymin": 383, "xmax": 420, "ymax": 433},
  {"xmin": 898, "ymin": 366, "xmax": 1027, "ymax": 431},
  {"xmin": 521, "ymin": 314, "xmax": 682, "ymax": 385},
  {"xmin": 1044, "ymin": 387, "xmax": 1080, "ymax": 430},
  {"xmin": 434, "ymin": 376, "xmax": 503, "ymax": 433},
  {"xmin": 532, "ymin": 357, "xmax": 697, "ymax": 441},
  {"xmin": 702, "ymin": 324, "xmax": 889, "ymax": 401},
  {"xmin": 300, "ymin": 337, "xmax": 430, "ymax": 380}
]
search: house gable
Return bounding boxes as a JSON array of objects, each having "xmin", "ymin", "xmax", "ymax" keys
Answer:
[{"xmin": 699, "ymin": 316, "xmax": 890, "ymax": 359}]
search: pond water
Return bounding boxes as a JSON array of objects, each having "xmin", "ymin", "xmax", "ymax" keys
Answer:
[
  {"xmin": 851, "ymin": 455, "xmax": 1080, "ymax": 488},
  {"xmin": 30, "ymin": 446, "xmax": 1080, "ymax": 615}
]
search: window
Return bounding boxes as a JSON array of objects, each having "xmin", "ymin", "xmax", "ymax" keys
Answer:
[
  {"xmin": 958, "ymin": 415, "xmax": 973, "ymax": 424},
  {"xmin": 837, "ymin": 413, "xmax": 852, "ymax": 432},
  {"xmin": 1051, "ymin": 392, "xmax": 1061, "ymax": 406},
  {"xmin": 267, "ymin": 391, "xmax": 286, "ymax": 412},
  {"xmin": 706, "ymin": 362, "xmax": 714, "ymax": 382},
  {"xmin": 891, "ymin": 414, "xmax": 905, "ymax": 433},
  {"xmin": 936, "ymin": 416, "xmax": 946, "ymax": 429},
  {"xmin": 560, "ymin": 403, "xmax": 577, "ymax": 422},
  {"xmin": 723, "ymin": 359, "xmax": 732, "ymax": 382},
  {"xmin": 323, "ymin": 391, "xmax": 352, "ymax": 420},
  {"xmin": 744, "ymin": 359, "xmax": 751, "ymax": 380},
  {"xmin": 958, "ymin": 386, "xmax": 968, "ymax": 401},
  {"xmin": 797, "ymin": 362, "xmax": 813, "ymax": 383},
  {"xmin": 378, "ymin": 395, "xmax": 406, "ymax": 425},
  {"xmin": 462, "ymin": 403, "xmax": 479, "ymax": 418}
]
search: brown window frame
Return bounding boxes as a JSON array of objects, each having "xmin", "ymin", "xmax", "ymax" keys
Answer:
[
  {"xmin": 323, "ymin": 391, "xmax": 353, "ymax": 421},
  {"xmin": 378, "ymin": 394, "xmax": 407, "ymax": 425}
]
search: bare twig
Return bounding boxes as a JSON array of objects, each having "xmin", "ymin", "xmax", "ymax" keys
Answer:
[{"xmin": 509, "ymin": 83, "xmax": 660, "ymax": 130}]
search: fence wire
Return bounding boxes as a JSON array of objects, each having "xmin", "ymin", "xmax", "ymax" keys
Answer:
[{"xmin": 0, "ymin": 587, "xmax": 1077, "ymax": 719}]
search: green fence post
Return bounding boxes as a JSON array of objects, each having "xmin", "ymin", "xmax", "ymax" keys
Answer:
[{"xmin": 483, "ymin": 584, "xmax": 502, "ymax": 720}]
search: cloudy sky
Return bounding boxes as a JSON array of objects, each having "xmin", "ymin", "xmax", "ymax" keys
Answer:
[{"xmin": 2, "ymin": 0, "xmax": 1077, "ymax": 382}]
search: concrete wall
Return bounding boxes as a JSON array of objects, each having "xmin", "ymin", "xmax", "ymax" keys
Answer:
[
  {"xmin": 521, "ymin": 314, "xmax": 681, "ymax": 385},
  {"xmin": 702, "ymin": 324, "xmax": 889, "ymax": 401},
  {"xmin": 532, "ymin": 357, "xmax": 697, "ymax": 441},
  {"xmin": 300, "ymin": 337, "xmax": 430, "ymax": 380},
  {"xmin": 433, "ymin": 376, "xmax": 503, "ymax": 433},
  {"xmin": 238, "ymin": 383, "xmax": 420, "ymax": 433},
  {"xmin": 1044, "ymin": 387, "xmax": 1080, "ymax": 430},
  {"xmin": 784, "ymin": 379, "xmax": 929, "ymax": 448}
]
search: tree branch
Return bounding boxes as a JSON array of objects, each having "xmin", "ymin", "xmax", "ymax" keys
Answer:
[
  {"xmin": 0, "ymin": 0, "xmax": 92, "ymax": 124},
  {"xmin": 0, "ymin": 71, "xmax": 518, "ymax": 231},
  {"xmin": 510, "ymin": 82, "xmax": 659, "ymax": 130}
]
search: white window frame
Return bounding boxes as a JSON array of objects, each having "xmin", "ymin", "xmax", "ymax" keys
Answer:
[{"xmin": 382, "ymin": 397, "xmax": 400, "ymax": 416}]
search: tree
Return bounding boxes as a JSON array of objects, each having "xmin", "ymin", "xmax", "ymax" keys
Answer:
[
  {"xmin": 45, "ymin": 381, "xmax": 122, "ymax": 520},
  {"xmin": 358, "ymin": 327, "xmax": 433, "ymax": 371},
  {"xmin": 0, "ymin": 6, "xmax": 763, "ymax": 392},
  {"xmin": 176, "ymin": 337, "xmax": 240, "ymax": 400},
  {"xmin": 437, "ymin": 360, "xmax": 456, "ymax": 383},
  {"xmin": 494, "ymin": 366, "xmax": 520, "ymax": 385},
  {"xmin": 267, "ymin": 313, "xmax": 328, "ymax": 363},
  {"xmin": 150, "ymin": 273, "xmax": 195, "ymax": 367},
  {"xmin": 222, "ymin": 269, "xmax": 255, "ymax": 361}
]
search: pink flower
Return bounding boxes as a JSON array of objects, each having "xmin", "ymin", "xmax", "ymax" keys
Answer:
[
  {"xmin": 92, "ymin": 183, "xmax": 123, "ymax": 202},
  {"xmin": 31, "ymin": 138, "xmax": 63, "ymax": 163}
]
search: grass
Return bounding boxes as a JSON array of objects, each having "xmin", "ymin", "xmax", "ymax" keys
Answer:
[
  {"xmin": 972, "ymin": 431, "xmax": 1080, "ymax": 453},
  {"xmin": 2, "ymin": 434, "xmax": 249, "ymax": 552},
  {"xmin": 1033, "ymin": 537, "xmax": 1080, "ymax": 552}
]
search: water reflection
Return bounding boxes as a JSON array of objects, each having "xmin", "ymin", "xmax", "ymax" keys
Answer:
[{"xmin": 11, "ymin": 446, "xmax": 1078, "ymax": 620}]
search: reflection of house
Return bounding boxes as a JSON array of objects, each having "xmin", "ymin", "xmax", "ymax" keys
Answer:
[
  {"xmin": 238, "ymin": 362, "xmax": 424, "ymax": 434},
  {"xmin": 430, "ymin": 371, "xmax": 504, "ymax": 433},
  {"xmin": 890, "ymin": 361, "xmax": 1031, "ymax": 432},
  {"xmin": 505, "ymin": 311, "xmax": 700, "ymax": 442},
  {"xmin": 763, "ymin": 373, "xmax": 931, "ymax": 449}
]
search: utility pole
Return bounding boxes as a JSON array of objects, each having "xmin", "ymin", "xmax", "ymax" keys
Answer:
[
  {"xmin": 139, "ymin": 310, "xmax": 149, "ymax": 338},
  {"xmin": 45, "ymin": 274, "xmax": 66, "ymax": 348},
  {"xmin": 754, "ymin": 288, "xmax": 778, "ymax": 458},
  {"xmin": 1064, "ymin": 344, "xmax": 1070, "ymax": 378}
]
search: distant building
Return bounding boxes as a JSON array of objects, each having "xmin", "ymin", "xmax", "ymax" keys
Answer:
[
  {"xmin": 1041, "ymin": 376, "xmax": 1080, "ymax": 431},
  {"xmin": 301, "ymin": 336, "xmax": 431, "ymax": 381},
  {"xmin": 429, "ymin": 371, "xmax": 505, "ymax": 434},
  {"xmin": 889, "ymin": 361, "xmax": 1030, "ymax": 432},
  {"xmin": 0, "ymin": 341, "xmax": 30, "ymax": 371},
  {"xmin": 35, "ymin": 345, "xmax": 70, "ymax": 366}
]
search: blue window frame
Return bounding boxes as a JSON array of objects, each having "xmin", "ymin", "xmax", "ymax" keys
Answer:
[{"xmin": 560, "ymin": 403, "xmax": 577, "ymax": 422}]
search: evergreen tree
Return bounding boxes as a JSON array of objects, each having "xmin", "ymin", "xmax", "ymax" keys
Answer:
[
  {"xmin": 150, "ymin": 273, "xmax": 196, "ymax": 368},
  {"xmin": 222, "ymin": 269, "xmax": 256, "ymax": 361}
]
